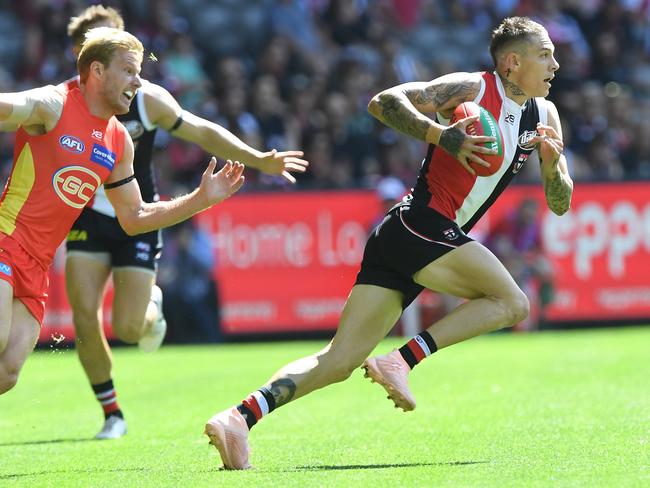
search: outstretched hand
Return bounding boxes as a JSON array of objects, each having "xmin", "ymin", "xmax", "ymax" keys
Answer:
[
  {"xmin": 440, "ymin": 115, "xmax": 497, "ymax": 175},
  {"xmin": 258, "ymin": 149, "xmax": 309, "ymax": 183},
  {"xmin": 531, "ymin": 123, "xmax": 564, "ymax": 169},
  {"xmin": 199, "ymin": 157, "xmax": 245, "ymax": 207}
]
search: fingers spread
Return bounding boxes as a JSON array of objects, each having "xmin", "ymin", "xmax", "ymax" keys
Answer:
[
  {"xmin": 282, "ymin": 170, "xmax": 297, "ymax": 184},
  {"xmin": 467, "ymin": 153, "xmax": 491, "ymax": 168},
  {"xmin": 285, "ymin": 162, "xmax": 308, "ymax": 172},
  {"xmin": 204, "ymin": 157, "xmax": 218, "ymax": 175},
  {"xmin": 277, "ymin": 150, "xmax": 304, "ymax": 158}
]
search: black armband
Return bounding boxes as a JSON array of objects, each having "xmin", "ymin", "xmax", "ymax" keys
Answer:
[
  {"xmin": 104, "ymin": 174, "xmax": 135, "ymax": 190},
  {"xmin": 168, "ymin": 113, "xmax": 184, "ymax": 132}
]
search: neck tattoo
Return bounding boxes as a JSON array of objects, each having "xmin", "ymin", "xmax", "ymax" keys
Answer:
[{"xmin": 503, "ymin": 77, "xmax": 526, "ymax": 97}]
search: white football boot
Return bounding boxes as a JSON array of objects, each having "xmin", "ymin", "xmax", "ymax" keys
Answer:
[
  {"xmin": 138, "ymin": 285, "xmax": 167, "ymax": 352},
  {"xmin": 95, "ymin": 415, "xmax": 127, "ymax": 440}
]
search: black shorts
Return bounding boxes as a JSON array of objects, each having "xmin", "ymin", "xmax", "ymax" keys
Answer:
[
  {"xmin": 355, "ymin": 205, "xmax": 473, "ymax": 309},
  {"xmin": 66, "ymin": 207, "xmax": 162, "ymax": 271}
]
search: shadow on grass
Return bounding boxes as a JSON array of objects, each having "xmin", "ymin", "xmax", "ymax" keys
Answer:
[
  {"xmin": 291, "ymin": 460, "xmax": 489, "ymax": 471},
  {"xmin": 0, "ymin": 437, "xmax": 95, "ymax": 447},
  {"xmin": 0, "ymin": 468, "xmax": 150, "ymax": 480}
]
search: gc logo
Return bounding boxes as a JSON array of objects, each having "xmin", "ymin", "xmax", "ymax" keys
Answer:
[{"xmin": 52, "ymin": 166, "xmax": 101, "ymax": 209}]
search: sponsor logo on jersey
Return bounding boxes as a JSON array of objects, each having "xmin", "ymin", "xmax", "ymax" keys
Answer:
[
  {"xmin": 52, "ymin": 166, "xmax": 101, "ymax": 209},
  {"xmin": 123, "ymin": 120, "xmax": 145, "ymax": 140},
  {"xmin": 90, "ymin": 144, "xmax": 116, "ymax": 170},
  {"xmin": 518, "ymin": 130, "xmax": 538, "ymax": 150},
  {"xmin": 512, "ymin": 153, "xmax": 530, "ymax": 174},
  {"xmin": 0, "ymin": 262, "xmax": 11, "ymax": 277},
  {"xmin": 59, "ymin": 135, "xmax": 85, "ymax": 154},
  {"xmin": 505, "ymin": 113, "xmax": 516, "ymax": 125},
  {"xmin": 443, "ymin": 228, "xmax": 459, "ymax": 240},
  {"xmin": 91, "ymin": 129, "xmax": 103, "ymax": 140}
]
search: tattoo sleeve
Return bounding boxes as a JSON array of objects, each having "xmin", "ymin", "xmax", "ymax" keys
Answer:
[
  {"xmin": 376, "ymin": 93, "xmax": 430, "ymax": 140},
  {"xmin": 267, "ymin": 378, "xmax": 297, "ymax": 408},
  {"xmin": 407, "ymin": 81, "xmax": 479, "ymax": 108},
  {"xmin": 438, "ymin": 127, "xmax": 465, "ymax": 157},
  {"xmin": 374, "ymin": 80, "xmax": 479, "ymax": 142},
  {"xmin": 544, "ymin": 170, "xmax": 573, "ymax": 215}
]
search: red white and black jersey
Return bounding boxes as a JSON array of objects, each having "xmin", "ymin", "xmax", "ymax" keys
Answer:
[{"xmin": 408, "ymin": 71, "xmax": 548, "ymax": 233}]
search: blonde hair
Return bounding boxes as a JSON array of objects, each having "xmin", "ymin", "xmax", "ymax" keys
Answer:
[
  {"xmin": 77, "ymin": 27, "xmax": 143, "ymax": 83},
  {"xmin": 67, "ymin": 5, "xmax": 124, "ymax": 48},
  {"xmin": 490, "ymin": 17, "xmax": 546, "ymax": 66}
]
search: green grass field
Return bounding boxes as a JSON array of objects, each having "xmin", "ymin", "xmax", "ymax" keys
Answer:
[{"xmin": 1, "ymin": 327, "xmax": 649, "ymax": 487}]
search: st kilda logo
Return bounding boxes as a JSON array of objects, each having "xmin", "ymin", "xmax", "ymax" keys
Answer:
[{"xmin": 52, "ymin": 166, "xmax": 101, "ymax": 209}]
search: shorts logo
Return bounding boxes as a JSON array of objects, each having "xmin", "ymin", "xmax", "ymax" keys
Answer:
[
  {"xmin": 53, "ymin": 166, "xmax": 101, "ymax": 209},
  {"xmin": 443, "ymin": 228, "xmax": 458, "ymax": 240},
  {"xmin": 0, "ymin": 262, "xmax": 11, "ymax": 276},
  {"xmin": 59, "ymin": 135, "xmax": 85, "ymax": 154},
  {"xmin": 90, "ymin": 144, "xmax": 116, "ymax": 170},
  {"xmin": 518, "ymin": 130, "xmax": 538, "ymax": 150},
  {"xmin": 135, "ymin": 251, "xmax": 150, "ymax": 261},
  {"xmin": 135, "ymin": 241, "xmax": 151, "ymax": 252}
]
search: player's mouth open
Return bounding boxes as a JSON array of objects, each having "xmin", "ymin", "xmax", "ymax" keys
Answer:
[
  {"xmin": 543, "ymin": 76, "xmax": 554, "ymax": 83},
  {"xmin": 122, "ymin": 90, "xmax": 135, "ymax": 102}
]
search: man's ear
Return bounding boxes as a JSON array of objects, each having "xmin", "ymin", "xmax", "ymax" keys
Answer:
[
  {"xmin": 90, "ymin": 60, "xmax": 105, "ymax": 79},
  {"xmin": 503, "ymin": 51, "xmax": 521, "ymax": 74}
]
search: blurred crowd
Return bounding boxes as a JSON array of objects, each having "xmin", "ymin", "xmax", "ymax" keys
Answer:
[
  {"xmin": 3, "ymin": 0, "xmax": 650, "ymax": 190},
  {"xmin": 1, "ymin": 0, "xmax": 649, "ymax": 336}
]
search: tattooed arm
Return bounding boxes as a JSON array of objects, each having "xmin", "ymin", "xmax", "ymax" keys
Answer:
[
  {"xmin": 534, "ymin": 101, "xmax": 573, "ymax": 215},
  {"xmin": 367, "ymin": 72, "xmax": 496, "ymax": 174}
]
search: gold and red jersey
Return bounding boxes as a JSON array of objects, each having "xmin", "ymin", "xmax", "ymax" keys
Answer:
[{"xmin": 0, "ymin": 85, "xmax": 127, "ymax": 268}]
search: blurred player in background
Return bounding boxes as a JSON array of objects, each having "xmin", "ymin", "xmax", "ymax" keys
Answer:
[
  {"xmin": 204, "ymin": 16, "xmax": 572, "ymax": 470},
  {"xmin": 64, "ymin": 5, "xmax": 308, "ymax": 440},
  {"xmin": 0, "ymin": 27, "xmax": 245, "ymax": 406}
]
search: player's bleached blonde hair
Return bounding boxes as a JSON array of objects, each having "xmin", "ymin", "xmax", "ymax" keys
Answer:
[
  {"xmin": 77, "ymin": 27, "xmax": 143, "ymax": 83},
  {"xmin": 489, "ymin": 16, "xmax": 547, "ymax": 66},
  {"xmin": 67, "ymin": 5, "xmax": 124, "ymax": 48}
]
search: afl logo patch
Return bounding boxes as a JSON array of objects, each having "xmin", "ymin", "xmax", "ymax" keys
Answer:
[
  {"xmin": 52, "ymin": 166, "xmax": 101, "ymax": 209},
  {"xmin": 59, "ymin": 135, "xmax": 85, "ymax": 154},
  {"xmin": 518, "ymin": 130, "xmax": 538, "ymax": 150},
  {"xmin": 122, "ymin": 120, "xmax": 145, "ymax": 139}
]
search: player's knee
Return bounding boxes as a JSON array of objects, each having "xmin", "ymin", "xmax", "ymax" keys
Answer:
[
  {"xmin": 322, "ymin": 352, "xmax": 361, "ymax": 383},
  {"xmin": 329, "ymin": 362, "xmax": 356, "ymax": 383},
  {"xmin": 0, "ymin": 365, "xmax": 19, "ymax": 394},
  {"xmin": 502, "ymin": 290, "xmax": 530, "ymax": 327},
  {"xmin": 71, "ymin": 303, "xmax": 102, "ymax": 330},
  {"xmin": 113, "ymin": 318, "xmax": 144, "ymax": 344}
]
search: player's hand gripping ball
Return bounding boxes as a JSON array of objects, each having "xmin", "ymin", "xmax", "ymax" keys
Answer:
[{"xmin": 451, "ymin": 101, "xmax": 504, "ymax": 176}]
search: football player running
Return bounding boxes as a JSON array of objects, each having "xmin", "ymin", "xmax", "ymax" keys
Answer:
[{"xmin": 203, "ymin": 16, "xmax": 572, "ymax": 469}]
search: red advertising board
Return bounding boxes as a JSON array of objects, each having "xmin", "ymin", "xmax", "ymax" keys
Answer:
[
  {"xmin": 39, "ymin": 183, "xmax": 650, "ymax": 342},
  {"xmin": 194, "ymin": 191, "xmax": 382, "ymax": 334}
]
